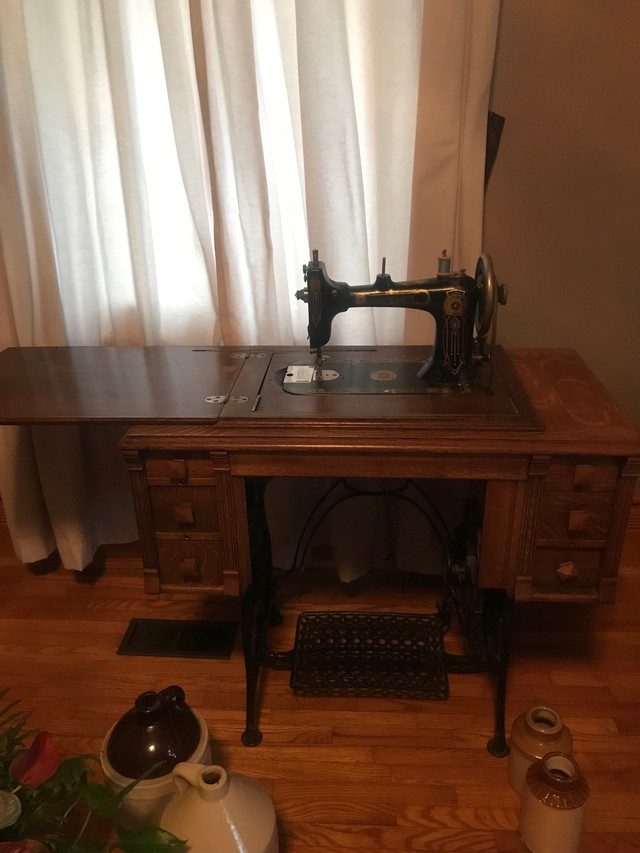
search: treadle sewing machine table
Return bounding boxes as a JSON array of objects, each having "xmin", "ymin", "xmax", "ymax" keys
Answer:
[{"xmin": 0, "ymin": 345, "xmax": 638, "ymax": 755}]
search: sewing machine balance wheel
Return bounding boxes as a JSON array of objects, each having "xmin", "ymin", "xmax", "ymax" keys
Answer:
[{"xmin": 474, "ymin": 252, "xmax": 508, "ymax": 340}]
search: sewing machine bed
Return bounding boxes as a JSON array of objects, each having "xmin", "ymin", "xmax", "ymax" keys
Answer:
[
  {"xmin": 247, "ymin": 345, "xmax": 541, "ymax": 431},
  {"xmin": 282, "ymin": 358, "xmax": 479, "ymax": 394}
]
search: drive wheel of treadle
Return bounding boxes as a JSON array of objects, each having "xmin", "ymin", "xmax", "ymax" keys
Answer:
[{"xmin": 474, "ymin": 253, "xmax": 497, "ymax": 340}]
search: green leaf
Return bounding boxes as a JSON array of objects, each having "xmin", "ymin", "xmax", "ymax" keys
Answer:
[
  {"xmin": 114, "ymin": 824, "xmax": 186, "ymax": 853},
  {"xmin": 78, "ymin": 781, "xmax": 123, "ymax": 819},
  {"xmin": 0, "ymin": 704, "xmax": 27, "ymax": 725},
  {"xmin": 51, "ymin": 756, "xmax": 93, "ymax": 788}
]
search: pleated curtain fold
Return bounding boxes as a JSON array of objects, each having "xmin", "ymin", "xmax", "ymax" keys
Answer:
[{"xmin": 0, "ymin": 0, "xmax": 499, "ymax": 573}]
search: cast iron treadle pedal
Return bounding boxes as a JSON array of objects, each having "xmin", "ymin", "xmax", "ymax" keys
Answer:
[{"xmin": 289, "ymin": 611, "xmax": 448, "ymax": 699}]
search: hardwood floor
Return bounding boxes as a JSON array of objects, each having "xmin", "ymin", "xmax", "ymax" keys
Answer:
[{"xmin": 1, "ymin": 540, "xmax": 639, "ymax": 852}]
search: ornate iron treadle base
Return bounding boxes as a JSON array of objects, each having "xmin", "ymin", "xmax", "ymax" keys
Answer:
[{"xmin": 289, "ymin": 611, "xmax": 449, "ymax": 699}]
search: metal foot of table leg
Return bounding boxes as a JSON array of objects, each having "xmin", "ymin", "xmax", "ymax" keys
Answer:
[
  {"xmin": 241, "ymin": 726, "xmax": 263, "ymax": 747},
  {"xmin": 487, "ymin": 733, "xmax": 509, "ymax": 758}
]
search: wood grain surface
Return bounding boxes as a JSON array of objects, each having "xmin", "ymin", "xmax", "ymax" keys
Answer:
[{"xmin": 0, "ymin": 541, "xmax": 638, "ymax": 852}]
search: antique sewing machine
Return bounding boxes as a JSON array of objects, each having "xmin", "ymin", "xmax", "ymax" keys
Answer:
[{"xmin": 294, "ymin": 249, "xmax": 508, "ymax": 394}]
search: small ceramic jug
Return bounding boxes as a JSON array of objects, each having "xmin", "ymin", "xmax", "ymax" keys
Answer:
[
  {"xmin": 519, "ymin": 752, "xmax": 589, "ymax": 853},
  {"xmin": 161, "ymin": 763, "xmax": 279, "ymax": 853},
  {"xmin": 508, "ymin": 705, "xmax": 573, "ymax": 794}
]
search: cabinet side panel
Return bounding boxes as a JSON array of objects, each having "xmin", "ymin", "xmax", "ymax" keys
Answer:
[
  {"xmin": 121, "ymin": 449, "xmax": 160, "ymax": 594},
  {"xmin": 599, "ymin": 458, "xmax": 640, "ymax": 602},
  {"xmin": 479, "ymin": 480, "xmax": 523, "ymax": 590}
]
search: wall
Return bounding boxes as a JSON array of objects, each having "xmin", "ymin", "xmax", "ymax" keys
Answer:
[{"xmin": 484, "ymin": 0, "xmax": 640, "ymax": 427}]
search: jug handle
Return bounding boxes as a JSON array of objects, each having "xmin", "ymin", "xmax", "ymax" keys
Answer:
[
  {"xmin": 172, "ymin": 763, "xmax": 229, "ymax": 800},
  {"xmin": 158, "ymin": 685, "xmax": 186, "ymax": 706}
]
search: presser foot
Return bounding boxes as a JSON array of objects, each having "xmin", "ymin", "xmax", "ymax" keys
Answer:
[{"xmin": 312, "ymin": 348, "xmax": 325, "ymax": 380}]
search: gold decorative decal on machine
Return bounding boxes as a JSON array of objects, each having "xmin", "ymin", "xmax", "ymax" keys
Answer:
[
  {"xmin": 370, "ymin": 369, "xmax": 397, "ymax": 382},
  {"xmin": 442, "ymin": 289, "xmax": 467, "ymax": 376},
  {"xmin": 444, "ymin": 290, "xmax": 465, "ymax": 317},
  {"xmin": 309, "ymin": 275, "xmax": 323, "ymax": 329}
]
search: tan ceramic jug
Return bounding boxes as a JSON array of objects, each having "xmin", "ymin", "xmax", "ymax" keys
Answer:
[
  {"xmin": 508, "ymin": 705, "xmax": 573, "ymax": 794},
  {"xmin": 519, "ymin": 752, "xmax": 589, "ymax": 853},
  {"xmin": 160, "ymin": 763, "xmax": 278, "ymax": 853}
]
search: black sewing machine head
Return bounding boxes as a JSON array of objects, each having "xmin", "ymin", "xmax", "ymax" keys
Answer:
[{"xmin": 295, "ymin": 250, "xmax": 507, "ymax": 393}]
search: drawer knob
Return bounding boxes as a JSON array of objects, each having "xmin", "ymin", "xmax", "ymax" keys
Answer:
[
  {"xmin": 174, "ymin": 503, "xmax": 195, "ymax": 525},
  {"xmin": 573, "ymin": 465, "xmax": 594, "ymax": 489},
  {"xmin": 556, "ymin": 561, "xmax": 579, "ymax": 582},
  {"xmin": 567, "ymin": 510, "xmax": 589, "ymax": 533},
  {"xmin": 169, "ymin": 459, "xmax": 188, "ymax": 482},
  {"xmin": 179, "ymin": 557, "xmax": 200, "ymax": 583}
]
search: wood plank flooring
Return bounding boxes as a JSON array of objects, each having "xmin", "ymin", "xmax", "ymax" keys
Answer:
[{"xmin": 1, "ymin": 546, "xmax": 639, "ymax": 852}]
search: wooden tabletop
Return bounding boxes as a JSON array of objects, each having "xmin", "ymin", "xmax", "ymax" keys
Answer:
[
  {"xmin": 1, "ymin": 345, "xmax": 639, "ymax": 459},
  {"xmin": 0, "ymin": 346, "xmax": 247, "ymax": 423}
]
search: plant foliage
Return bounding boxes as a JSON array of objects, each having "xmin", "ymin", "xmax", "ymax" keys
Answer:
[{"xmin": 0, "ymin": 690, "xmax": 185, "ymax": 853}]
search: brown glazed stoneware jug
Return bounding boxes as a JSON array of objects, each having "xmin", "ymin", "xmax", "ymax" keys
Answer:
[
  {"xmin": 106, "ymin": 685, "xmax": 202, "ymax": 779},
  {"xmin": 101, "ymin": 685, "xmax": 211, "ymax": 829}
]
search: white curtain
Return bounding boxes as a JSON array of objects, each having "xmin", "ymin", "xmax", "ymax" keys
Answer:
[{"xmin": 0, "ymin": 0, "xmax": 499, "ymax": 572}]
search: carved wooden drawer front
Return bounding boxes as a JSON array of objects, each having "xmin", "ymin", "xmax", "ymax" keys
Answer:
[
  {"xmin": 156, "ymin": 539, "xmax": 239, "ymax": 595},
  {"xmin": 149, "ymin": 485, "xmax": 220, "ymax": 532},
  {"xmin": 536, "ymin": 492, "xmax": 615, "ymax": 544},
  {"xmin": 145, "ymin": 456, "xmax": 217, "ymax": 484},
  {"xmin": 531, "ymin": 548, "xmax": 603, "ymax": 594},
  {"xmin": 544, "ymin": 459, "xmax": 619, "ymax": 492}
]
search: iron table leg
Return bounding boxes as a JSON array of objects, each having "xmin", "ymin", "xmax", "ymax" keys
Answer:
[
  {"xmin": 484, "ymin": 589, "xmax": 513, "ymax": 758},
  {"xmin": 240, "ymin": 477, "xmax": 275, "ymax": 747}
]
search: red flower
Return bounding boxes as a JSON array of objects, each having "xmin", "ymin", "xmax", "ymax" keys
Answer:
[{"xmin": 9, "ymin": 732, "xmax": 60, "ymax": 787}]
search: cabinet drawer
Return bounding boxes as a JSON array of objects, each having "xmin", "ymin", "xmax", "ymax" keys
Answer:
[
  {"xmin": 150, "ymin": 485, "xmax": 219, "ymax": 532},
  {"xmin": 145, "ymin": 456, "xmax": 217, "ymax": 484},
  {"xmin": 531, "ymin": 548, "xmax": 602, "ymax": 596},
  {"xmin": 537, "ymin": 492, "xmax": 614, "ymax": 543},
  {"xmin": 157, "ymin": 539, "xmax": 230, "ymax": 590},
  {"xmin": 544, "ymin": 458, "xmax": 619, "ymax": 492}
]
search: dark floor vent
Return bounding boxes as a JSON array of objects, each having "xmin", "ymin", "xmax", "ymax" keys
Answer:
[{"xmin": 117, "ymin": 618, "xmax": 237, "ymax": 659}]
